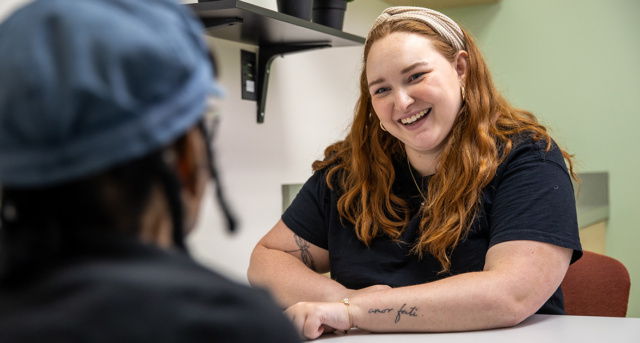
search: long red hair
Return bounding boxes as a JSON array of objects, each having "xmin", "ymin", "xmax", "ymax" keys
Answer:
[{"xmin": 312, "ymin": 20, "xmax": 577, "ymax": 272}]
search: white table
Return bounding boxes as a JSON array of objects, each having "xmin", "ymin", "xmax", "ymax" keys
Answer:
[{"xmin": 315, "ymin": 314, "xmax": 640, "ymax": 342}]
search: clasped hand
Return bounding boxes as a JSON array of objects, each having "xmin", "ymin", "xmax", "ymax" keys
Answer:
[{"xmin": 284, "ymin": 285, "xmax": 391, "ymax": 340}]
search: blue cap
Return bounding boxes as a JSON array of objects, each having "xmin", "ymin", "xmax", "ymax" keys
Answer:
[{"xmin": 0, "ymin": 0, "xmax": 224, "ymax": 187}]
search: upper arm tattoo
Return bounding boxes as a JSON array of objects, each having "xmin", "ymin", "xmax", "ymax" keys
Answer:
[{"xmin": 286, "ymin": 234, "xmax": 317, "ymax": 272}]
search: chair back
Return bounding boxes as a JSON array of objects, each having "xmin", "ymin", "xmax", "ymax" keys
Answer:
[{"xmin": 561, "ymin": 251, "xmax": 630, "ymax": 317}]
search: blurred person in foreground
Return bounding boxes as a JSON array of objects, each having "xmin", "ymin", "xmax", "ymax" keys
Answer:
[
  {"xmin": 0, "ymin": 0, "xmax": 298, "ymax": 341},
  {"xmin": 248, "ymin": 6, "xmax": 582, "ymax": 339}
]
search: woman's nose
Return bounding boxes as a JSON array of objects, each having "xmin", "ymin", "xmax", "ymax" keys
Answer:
[{"xmin": 394, "ymin": 88, "xmax": 414, "ymax": 111}]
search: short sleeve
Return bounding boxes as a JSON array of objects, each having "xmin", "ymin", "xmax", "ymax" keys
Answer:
[
  {"xmin": 281, "ymin": 170, "xmax": 331, "ymax": 250},
  {"xmin": 488, "ymin": 140, "xmax": 583, "ymax": 263}
]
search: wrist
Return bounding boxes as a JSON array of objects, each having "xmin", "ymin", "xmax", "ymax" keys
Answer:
[
  {"xmin": 342, "ymin": 298, "xmax": 354, "ymax": 327},
  {"xmin": 340, "ymin": 298, "xmax": 355, "ymax": 333}
]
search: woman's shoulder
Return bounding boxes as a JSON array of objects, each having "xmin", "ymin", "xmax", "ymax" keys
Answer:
[
  {"xmin": 502, "ymin": 132, "xmax": 565, "ymax": 167},
  {"xmin": 488, "ymin": 132, "xmax": 572, "ymax": 188},
  {"xmin": 311, "ymin": 154, "xmax": 350, "ymax": 189}
]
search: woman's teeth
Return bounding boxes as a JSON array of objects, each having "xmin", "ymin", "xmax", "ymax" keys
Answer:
[{"xmin": 401, "ymin": 108, "xmax": 430, "ymax": 125}]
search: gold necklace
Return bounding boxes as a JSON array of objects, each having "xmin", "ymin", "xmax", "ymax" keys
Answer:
[{"xmin": 407, "ymin": 158, "xmax": 427, "ymax": 206}]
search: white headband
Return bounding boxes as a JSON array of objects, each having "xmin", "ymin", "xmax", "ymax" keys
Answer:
[{"xmin": 369, "ymin": 6, "xmax": 466, "ymax": 51}]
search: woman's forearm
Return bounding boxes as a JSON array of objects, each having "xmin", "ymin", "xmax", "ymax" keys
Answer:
[
  {"xmin": 247, "ymin": 244, "xmax": 348, "ymax": 308},
  {"xmin": 349, "ymin": 241, "xmax": 570, "ymax": 332},
  {"xmin": 349, "ymin": 271, "xmax": 526, "ymax": 333}
]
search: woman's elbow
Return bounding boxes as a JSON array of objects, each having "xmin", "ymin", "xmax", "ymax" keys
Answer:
[
  {"xmin": 246, "ymin": 244, "xmax": 266, "ymax": 287},
  {"xmin": 502, "ymin": 306, "xmax": 532, "ymax": 328},
  {"xmin": 497, "ymin": 295, "xmax": 545, "ymax": 328}
]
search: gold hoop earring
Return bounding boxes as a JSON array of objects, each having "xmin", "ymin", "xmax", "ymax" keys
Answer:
[
  {"xmin": 461, "ymin": 85, "xmax": 466, "ymax": 103},
  {"xmin": 380, "ymin": 121, "xmax": 387, "ymax": 132}
]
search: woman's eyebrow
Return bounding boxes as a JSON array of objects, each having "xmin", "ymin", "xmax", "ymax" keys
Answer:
[
  {"xmin": 368, "ymin": 62, "xmax": 431, "ymax": 88},
  {"xmin": 368, "ymin": 78, "xmax": 384, "ymax": 88},
  {"xmin": 401, "ymin": 62, "xmax": 429, "ymax": 74}
]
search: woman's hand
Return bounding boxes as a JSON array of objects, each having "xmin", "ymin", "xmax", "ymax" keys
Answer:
[
  {"xmin": 285, "ymin": 301, "xmax": 351, "ymax": 340},
  {"xmin": 286, "ymin": 285, "xmax": 392, "ymax": 340}
]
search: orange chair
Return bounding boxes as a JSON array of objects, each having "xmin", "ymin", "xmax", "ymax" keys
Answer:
[{"xmin": 561, "ymin": 251, "xmax": 631, "ymax": 317}]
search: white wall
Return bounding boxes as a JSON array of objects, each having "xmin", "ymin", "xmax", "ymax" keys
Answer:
[{"xmin": 186, "ymin": 0, "xmax": 390, "ymax": 282}]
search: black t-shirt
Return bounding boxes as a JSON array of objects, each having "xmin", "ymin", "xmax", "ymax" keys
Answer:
[
  {"xmin": 282, "ymin": 136, "xmax": 582, "ymax": 315},
  {"xmin": 0, "ymin": 231, "xmax": 299, "ymax": 343}
]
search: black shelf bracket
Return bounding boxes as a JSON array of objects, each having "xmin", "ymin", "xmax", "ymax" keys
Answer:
[
  {"xmin": 200, "ymin": 17, "xmax": 243, "ymax": 30},
  {"xmin": 256, "ymin": 43, "xmax": 330, "ymax": 123}
]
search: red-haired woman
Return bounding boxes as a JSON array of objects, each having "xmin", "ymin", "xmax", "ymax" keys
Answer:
[{"xmin": 248, "ymin": 6, "xmax": 582, "ymax": 340}]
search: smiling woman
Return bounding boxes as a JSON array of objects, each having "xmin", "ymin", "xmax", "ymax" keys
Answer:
[{"xmin": 248, "ymin": 6, "xmax": 583, "ymax": 340}]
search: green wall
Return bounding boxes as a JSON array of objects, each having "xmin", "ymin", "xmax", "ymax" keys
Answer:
[{"xmin": 442, "ymin": 0, "xmax": 640, "ymax": 317}]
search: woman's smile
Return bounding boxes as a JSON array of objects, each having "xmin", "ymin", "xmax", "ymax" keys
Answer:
[{"xmin": 400, "ymin": 108, "xmax": 431, "ymax": 125}]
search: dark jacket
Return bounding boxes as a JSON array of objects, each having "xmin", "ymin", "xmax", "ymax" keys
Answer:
[{"xmin": 0, "ymin": 231, "xmax": 299, "ymax": 342}]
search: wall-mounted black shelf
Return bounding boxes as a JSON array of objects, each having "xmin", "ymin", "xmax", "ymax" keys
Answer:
[{"xmin": 189, "ymin": 0, "xmax": 365, "ymax": 123}]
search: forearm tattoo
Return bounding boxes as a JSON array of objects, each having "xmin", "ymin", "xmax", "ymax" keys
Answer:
[
  {"xmin": 286, "ymin": 234, "xmax": 317, "ymax": 271},
  {"xmin": 368, "ymin": 303, "xmax": 419, "ymax": 324}
]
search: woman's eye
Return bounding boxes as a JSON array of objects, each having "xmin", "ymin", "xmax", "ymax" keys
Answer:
[
  {"xmin": 408, "ymin": 73, "xmax": 425, "ymax": 82},
  {"xmin": 374, "ymin": 87, "xmax": 389, "ymax": 95}
]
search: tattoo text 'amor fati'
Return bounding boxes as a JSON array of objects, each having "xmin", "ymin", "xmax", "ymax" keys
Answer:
[{"xmin": 368, "ymin": 304, "xmax": 419, "ymax": 324}]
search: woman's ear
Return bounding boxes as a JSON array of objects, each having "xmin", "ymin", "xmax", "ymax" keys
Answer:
[{"xmin": 454, "ymin": 50, "xmax": 469, "ymax": 83}]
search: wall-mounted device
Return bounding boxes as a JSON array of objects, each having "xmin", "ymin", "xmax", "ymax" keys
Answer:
[{"xmin": 241, "ymin": 50, "xmax": 256, "ymax": 101}]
